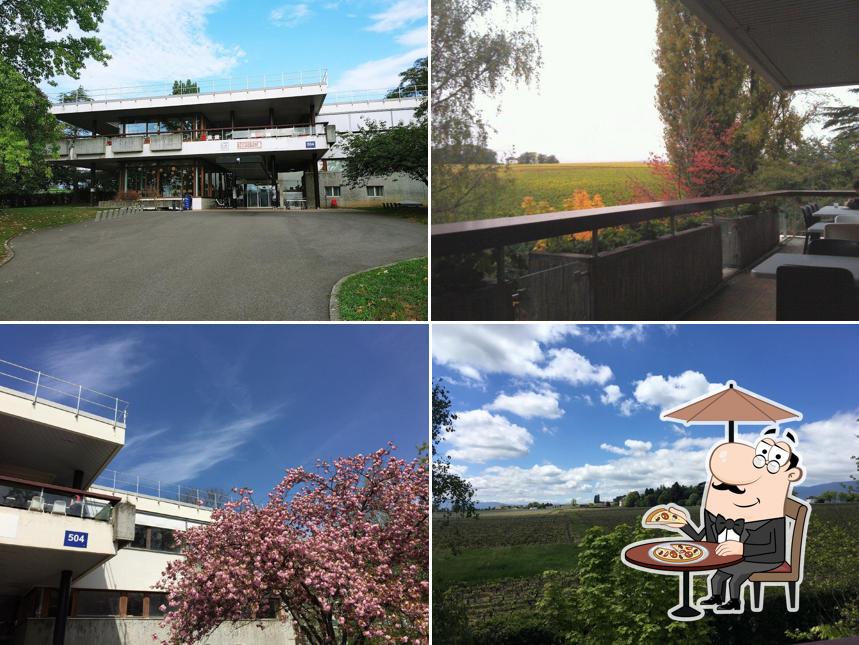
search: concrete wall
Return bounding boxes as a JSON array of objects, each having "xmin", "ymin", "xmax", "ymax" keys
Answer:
[
  {"xmin": 717, "ymin": 210, "xmax": 780, "ymax": 268},
  {"xmin": 15, "ymin": 617, "xmax": 296, "ymax": 645},
  {"xmin": 317, "ymin": 171, "xmax": 426, "ymax": 208},
  {"xmin": 72, "ymin": 547, "xmax": 177, "ymax": 592}
]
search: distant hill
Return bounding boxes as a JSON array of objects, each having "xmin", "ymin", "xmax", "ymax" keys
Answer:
[{"xmin": 794, "ymin": 481, "xmax": 854, "ymax": 499}]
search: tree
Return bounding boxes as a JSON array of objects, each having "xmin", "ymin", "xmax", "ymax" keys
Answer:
[
  {"xmin": 653, "ymin": 0, "xmax": 805, "ymax": 196},
  {"xmin": 0, "ymin": 0, "xmax": 110, "ymax": 84},
  {"xmin": 623, "ymin": 490, "xmax": 640, "ymax": 508},
  {"xmin": 432, "ymin": 381, "xmax": 476, "ymax": 517},
  {"xmin": 340, "ymin": 120, "xmax": 427, "ymax": 186},
  {"xmin": 172, "ymin": 79, "xmax": 200, "ymax": 95},
  {"xmin": 431, "ymin": 0, "xmax": 541, "ymax": 220},
  {"xmin": 0, "ymin": 62, "xmax": 62, "ymax": 195},
  {"xmin": 821, "ymin": 88, "xmax": 859, "ymax": 144},
  {"xmin": 386, "ymin": 57, "xmax": 427, "ymax": 119},
  {"xmin": 593, "ymin": 494, "xmax": 600, "ymax": 504},
  {"xmin": 159, "ymin": 446, "xmax": 428, "ymax": 645}
]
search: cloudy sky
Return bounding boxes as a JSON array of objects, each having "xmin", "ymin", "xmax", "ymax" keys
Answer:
[
  {"xmin": 478, "ymin": 0, "xmax": 856, "ymax": 162},
  {"xmin": 433, "ymin": 324, "xmax": 859, "ymax": 504},
  {"xmin": 1, "ymin": 325, "xmax": 428, "ymax": 499},
  {"xmin": 44, "ymin": 0, "xmax": 427, "ymax": 96}
]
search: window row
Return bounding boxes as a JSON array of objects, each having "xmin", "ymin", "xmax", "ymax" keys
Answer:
[
  {"xmin": 324, "ymin": 186, "xmax": 386, "ymax": 197},
  {"xmin": 19, "ymin": 588, "xmax": 169, "ymax": 620},
  {"xmin": 131, "ymin": 525, "xmax": 181, "ymax": 553}
]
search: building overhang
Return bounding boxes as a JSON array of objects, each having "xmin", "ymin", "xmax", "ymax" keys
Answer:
[
  {"xmin": 52, "ymin": 84, "xmax": 328, "ymax": 133},
  {"xmin": 679, "ymin": 0, "xmax": 859, "ymax": 90}
]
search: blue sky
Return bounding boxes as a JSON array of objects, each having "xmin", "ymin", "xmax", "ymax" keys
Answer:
[
  {"xmin": 48, "ymin": 0, "xmax": 427, "ymax": 95},
  {"xmin": 433, "ymin": 325, "xmax": 859, "ymax": 504},
  {"xmin": 1, "ymin": 325, "xmax": 428, "ymax": 499}
]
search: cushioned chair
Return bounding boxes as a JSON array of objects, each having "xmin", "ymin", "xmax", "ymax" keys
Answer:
[
  {"xmin": 801, "ymin": 205, "xmax": 821, "ymax": 253},
  {"xmin": 749, "ymin": 498, "xmax": 808, "ymax": 612},
  {"xmin": 776, "ymin": 265, "xmax": 858, "ymax": 320},
  {"xmin": 823, "ymin": 223, "xmax": 859, "ymax": 242},
  {"xmin": 807, "ymin": 238, "xmax": 859, "ymax": 257},
  {"xmin": 835, "ymin": 213, "xmax": 859, "ymax": 225}
]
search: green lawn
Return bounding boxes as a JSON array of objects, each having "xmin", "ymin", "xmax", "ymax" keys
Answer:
[
  {"xmin": 336, "ymin": 257, "xmax": 428, "ymax": 321},
  {"xmin": 352, "ymin": 205, "xmax": 427, "ymax": 225},
  {"xmin": 0, "ymin": 205, "xmax": 97, "ymax": 261}
]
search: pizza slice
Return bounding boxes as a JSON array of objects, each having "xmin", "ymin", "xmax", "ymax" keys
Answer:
[{"xmin": 644, "ymin": 506, "xmax": 688, "ymax": 528}]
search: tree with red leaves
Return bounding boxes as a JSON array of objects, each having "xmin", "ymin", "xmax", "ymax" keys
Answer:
[{"xmin": 158, "ymin": 446, "xmax": 428, "ymax": 645}]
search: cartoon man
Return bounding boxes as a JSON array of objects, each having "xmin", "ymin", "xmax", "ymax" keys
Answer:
[{"xmin": 652, "ymin": 427, "xmax": 804, "ymax": 612}]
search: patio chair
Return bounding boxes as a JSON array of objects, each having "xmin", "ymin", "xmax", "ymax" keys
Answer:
[
  {"xmin": 28, "ymin": 495, "xmax": 45, "ymax": 512},
  {"xmin": 824, "ymin": 223, "xmax": 859, "ymax": 242},
  {"xmin": 776, "ymin": 265, "xmax": 858, "ymax": 320},
  {"xmin": 50, "ymin": 499, "xmax": 67, "ymax": 514},
  {"xmin": 801, "ymin": 205, "xmax": 821, "ymax": 254},
  {"xmin": 807, "ymin": 238, "xmax": 859, "ymax": 258},
  {"xmin": 749, "ymin": 498, "xmax": 808, "ymax": 612}
]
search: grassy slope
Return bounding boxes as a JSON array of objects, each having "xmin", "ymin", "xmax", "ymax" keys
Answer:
[
  {"xmin": 0, "ymin": 205, "xmax": 97, "ymax": 262},
  {"xmin": 337, "ymin": 257, "xmax": 428, "ymax": 321},
  {"xmin": 350, "ymin": 205, "xmax": 428, "ymax": 225}
]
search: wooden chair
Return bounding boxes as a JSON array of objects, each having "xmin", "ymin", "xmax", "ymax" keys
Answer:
[{"xmin": 749, "ymin": 497, "xmax": 809, "ymax": 612}]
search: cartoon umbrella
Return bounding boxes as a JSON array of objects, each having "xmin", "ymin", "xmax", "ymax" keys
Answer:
[{"xmin": 661, "ymin": 381, "xmax": 801, "ymax": 442}]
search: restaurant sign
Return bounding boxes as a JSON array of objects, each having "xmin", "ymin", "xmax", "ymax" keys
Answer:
[
  {"xmin": 64, "ymin": 530, "xmax": 88, "ymax": 548},
  {"xmin": 237, "ymin": 140, "xmax": 263, "ymax": 150}
]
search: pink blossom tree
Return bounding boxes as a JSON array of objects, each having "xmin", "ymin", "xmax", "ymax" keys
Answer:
[{"xmin": 158, "ymin": 445, "xmax": 429, "ymax": 645}]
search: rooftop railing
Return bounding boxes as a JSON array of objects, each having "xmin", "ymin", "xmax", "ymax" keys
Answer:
[
  {"xmin": 0, "ymin": 358, "xmax": 128, "ymax": 427},
  {"xmin": 324, "ymin": 85, "xmax": 427, "ymax": 105},
  {"xmin": 93, "ymin": 469, "xmax": 235, "ymax": 510},
  {"xmin": 433, "ymin": 189, "xmax": 859, "ymax": 320},
  {"xmin": 50, "ymin": 69, "xmax": 329, "ymax": 105},
  {"xmin": 0, "ymin": 474, "xmax": 119, "ymax": 522}
]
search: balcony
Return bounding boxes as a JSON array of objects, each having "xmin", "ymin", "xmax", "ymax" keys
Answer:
[
  {"xmin": 432, "ymin": 191, "xmax": 859, "ymax": 321},
  {"xmin": 0, "ymin": 359, "xmax": 126, "ymax": 489}
]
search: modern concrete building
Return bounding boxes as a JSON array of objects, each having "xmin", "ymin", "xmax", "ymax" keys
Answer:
[
  {"xmin": 49, "ymin": 72, "xmax": 426, "ymax": 210},
  {"xmin": 0, "ymin": 359, "xmax": 294, "ymax": 645}
]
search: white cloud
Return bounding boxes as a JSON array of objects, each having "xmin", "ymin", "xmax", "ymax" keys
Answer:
[
  {"xmin": 542, "ymin": 348, "xmax": 613, "ymax": 385},
  {"xmin": 48, "ymin": 0, "xmax": 244, "ymax": 93},
  {"xmin": 332, "ymin": 47, "xmax": 427, "ymax": 92},
  {"xmin": 39, "ymin": 333, "xmax": 151, "ymax": 393},
  {"xmin": 485, "ymin": 388, "xmax": 564, "ymax": 419},
  {"xmin": 270, "ymin": 3, "xmax": 311, "ymax": 27},
  {"xmin": 125, "ymin": 409, "xmax": 280, "ymax": 483},
  {"xmin": 444, "ymin": 409, "xmax": 534, "ymax": 463},
  {"xmin": 462, "ymin": 410, "xmax": 859, "ymax": 503},
  {"xmin": 396, "ymin": 26, "xmax": 427, "ymax": 47},
  {"xmin": 367, "ymin": 0, "xmax": 426, "ymax": 32},
  {"xmin": 633, "ymin": 370, "xmax": 723, "ymax": 411},
  {"xmin": 618, "ymin": 399, "xmax": 638, "ymax": 417},
  {"xmin": 601, "ymin": 384, "xmax": 623, "ymax": 405}
]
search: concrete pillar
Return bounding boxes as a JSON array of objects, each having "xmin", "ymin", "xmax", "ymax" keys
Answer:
[
  {"xmin": 90, "ymin": 165, "xmax": 96, "ymax": 206},
  {"xmin": 52, "ymin": 570, "xmax": 72, "ymax": 645},
  {"xmin": 269, "ymin": 107, "xmax": 275, "ymax": 126},
  {"xmin": 312, "ymin": 155, "xmax": 320, "ymax": 209}
]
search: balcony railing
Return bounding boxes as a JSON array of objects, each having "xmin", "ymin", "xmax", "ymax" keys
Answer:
[
  {"xmin": 433, "ymin": 189, "xmax": 859, "ymax": 320},
  {"xmin": 325, "ymin": 85, "xmax": 427, "ymax": 104},
  {"xmin": 49, "ymin": 69, "xmax": 328, "ymax": 105},
  {"xmin": 0, "ymin": 474, "xmax": 119, "ymax": 522},
  {"xmin": 93, "ymin": 469, "xmax": 235, "ymax": 510},
  {"xmin": 0, "ymin": 358, "xmax": 128, "ymax": 427}
]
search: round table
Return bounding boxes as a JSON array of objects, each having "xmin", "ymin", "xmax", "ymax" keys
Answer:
[{"xmin": 622, "ymin": 540, "xmax": 743, "ymax": 620}]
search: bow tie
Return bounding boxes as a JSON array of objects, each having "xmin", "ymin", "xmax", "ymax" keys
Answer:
[{"xmin": 714, "ymin": 514, "xmax": 745, "ymax": 535}]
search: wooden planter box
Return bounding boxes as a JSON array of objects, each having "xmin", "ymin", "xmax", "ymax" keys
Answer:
[
  {"xmin": 526, "ymin": 225, "xmax": 722, "ymax": 320},
  {"xmin": 716, "ymin": 210, "xmax": 780, "ymax": 268}
]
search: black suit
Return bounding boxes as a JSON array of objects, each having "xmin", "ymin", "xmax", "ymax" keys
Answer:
[{"xmin": 681, "ymin": 511, "xmax": 785, "ymax": 601}]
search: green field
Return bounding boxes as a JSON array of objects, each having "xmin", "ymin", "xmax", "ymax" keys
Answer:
[{"xmin": 437, "ymin": 162, "xmax": 666, "ymax": 222}]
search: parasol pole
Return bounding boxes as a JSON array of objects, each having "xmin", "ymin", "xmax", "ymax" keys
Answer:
[{"xmin": 728, "ymin": 420, "xmax": 735, "ymax": 443}]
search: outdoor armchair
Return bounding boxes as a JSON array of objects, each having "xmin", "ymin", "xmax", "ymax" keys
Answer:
[{"xmin": 823, "ymin": 223, "xmax": 859, "ymax": 242}]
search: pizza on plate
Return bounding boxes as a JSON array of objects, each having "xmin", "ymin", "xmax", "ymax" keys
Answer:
[
  {"xmin": 644, "ymin": 507, "xmax": 687, "ymax": 528},
  {"xmin": 650, "ymin": 543, "xmax": 705, "ymax": 564}
]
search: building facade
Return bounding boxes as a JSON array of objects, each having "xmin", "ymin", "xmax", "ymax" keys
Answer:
[
  {"xmin": 0, "ymin": 360, "xmax": 294, "ymax": 645},
  {"xmin": 49, "ymin": 73, "xmax": 426, "ymax": 210}
]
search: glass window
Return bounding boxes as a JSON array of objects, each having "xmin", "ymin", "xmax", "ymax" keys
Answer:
[
  {"xmin": 367, "ymin": 186, "xmax": 384, "ymax": 197},
  {"xmin": 126, "ymin": 592, "xmax": 144, "ymax": 617},
  {"xmin": 124, "ymin": 122, "xmax": 146, "ymax": 135},
  {"xmin": 325, "ymin": 186, "xmax": 341, "ymax": 197},
  {"xmin": 76, "ymin": 590, "xmax": 120, "ymax": 617},
  {"xmin": 132, "ymin": 525, "xmax": 148, "ymax": 549},
  {"xmin": 148, "ymin": 593, "xmax": 168, "ymax": 618},
  {"xmin": 149, "ymin": 527, "xmax": 179, "ymax": 553}
]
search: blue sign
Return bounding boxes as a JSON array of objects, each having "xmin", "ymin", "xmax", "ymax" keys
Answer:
[
  {"xmin": 64, "ymin": 530, "xmax": 88, "ymax": 548},
  {"xmin": 305, "ymin": 141, "xmax": 316, "ymax": 149}
]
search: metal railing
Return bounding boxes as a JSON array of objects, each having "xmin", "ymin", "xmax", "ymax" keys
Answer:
[
  {"xmin": 325, "ymin": 85, "xmax": 427, "ymax": 105},
  {"xmin": 0, "ymin": 358, "xmax": 129, "ymax": 427},
  {"xmin": 93, "ymin": 469, "xmax": 235, "ymax": 509},
  {"xmin": 58, "ymin": 122, "xmax": 327, "ymax": 143},
  {"xmin": 50, "ymin": 69, "xmax": 329, "ymax": 105},
  {"xmin": 0, "ymin": 474, "xmax": 119, "ymax": 522}
]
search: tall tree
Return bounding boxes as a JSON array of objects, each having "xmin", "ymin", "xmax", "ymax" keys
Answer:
[
  {"xmin": 821, "ymin": 88, "xmax": 859, "ymax": 144},
  {"xmin": 653, "ymin": 0, "xmax": 804, "ymax": 196},
  {"xmin": 431, "ymin": 0, "xmax": 541, "ymax": 220},
  {"xmin": 432, "ymin": 381, "xmax": 476, "ymax": 517},
  {"xmin": 172, "ymin": 79, "xmax": 200, "ymax": 95},
  {"xmin": 159, "ymin": 447, "xmax": 428, "ymax": 645},
  {"xmin": 0, "ymin": 0, "xmax": 110, "ymax": 84}
]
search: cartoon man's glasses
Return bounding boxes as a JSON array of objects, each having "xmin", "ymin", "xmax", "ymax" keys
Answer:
[{"xmin": 753, "ymin": 440, "xmax": 790, "ymax": 474}]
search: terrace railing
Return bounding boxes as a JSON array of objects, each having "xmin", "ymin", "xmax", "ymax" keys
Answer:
[
  {"xmin": 50, "ymin": 69, "xmax": 328, "ymax": 105},
  {"xmin": 93, "ymin": 469, "xmax": 235, "ymax": 510},
  {"xmin": 0, "ymin": 474, "xmax": 119, "ymax": 522},
  {"xmin": 0, "ymin": 358, "xmax": 129, "ymax": 427},
  {"xmin": 433, "ymin": 189, "xmax": 859, "ymax": 321},
  {"xmin": 59, "ymin": 122, "xmax": 328, "ymax": 143},
  {"xmin": 324, "ymin": 85, "xmax": 427, "ymax": 104}
]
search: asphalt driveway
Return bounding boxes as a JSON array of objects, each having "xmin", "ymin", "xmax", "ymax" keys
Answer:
[{"xmin": 0, "ymin": 209, "xmax": 426, "ymax": 320}]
